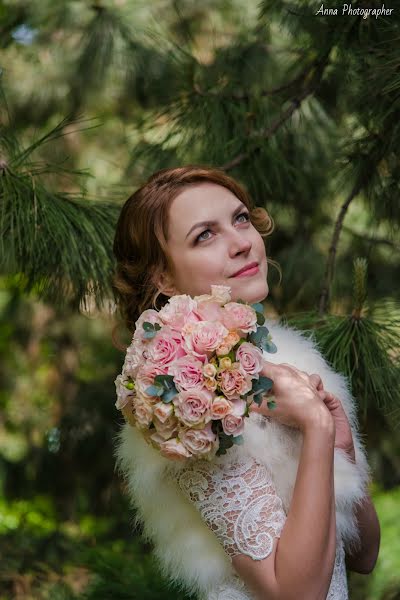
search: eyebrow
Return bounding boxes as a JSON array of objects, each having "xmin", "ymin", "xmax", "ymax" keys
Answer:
[{"xmin": 185, "ymin": 202, "xmax": 247, "ymax": 240}]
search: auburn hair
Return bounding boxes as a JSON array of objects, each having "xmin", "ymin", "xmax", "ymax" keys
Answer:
[{"xmin": 112, "ymin": 164, "xmax": 280, "ymax": 350}]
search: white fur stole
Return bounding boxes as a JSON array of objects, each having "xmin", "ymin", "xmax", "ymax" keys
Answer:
[{"xmin": 115, "ymin": 318, "xmax": 371, "ymax": 598}]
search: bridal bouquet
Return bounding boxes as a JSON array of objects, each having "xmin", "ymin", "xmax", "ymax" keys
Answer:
[{"xmin": 115, "ymin": 285, "xmax": 277, "ymax": 461}]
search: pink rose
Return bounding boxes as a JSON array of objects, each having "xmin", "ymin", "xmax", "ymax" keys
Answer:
[
  {"xmin": 236, "ymin": 342, "xmax": 264, "ymax": 377},
  {"xmin": 216, "ymin": 364, "xmax": 253, "ymax": 399},
  {"xmin": 182, "ymin": 321, "xmax": 229, "ymax": 359},
  {"xmin": 136, "ymin": 362, "xmax": 168, "ymax": 398},
  {"xmin": 134, "ymin": 309, "xmax": 163, "ymax": 341},
  {"xmin": 180, "ymin": 422, "xmax": 219, "ymax": 456},
  {"xmin": 168, "ymin": 356, "xmax": 205, "ymax": 391},
  {"xmin": 158, "ymin": 295, "xmax": 200, "ymax": 331},
  {"xmin": 146, "ymin": 326, "xmax": 186, "ymax": 367},
  {"xmin": 194, "ymin": 300, "xmax": 224, "ymax": 322},
  {"xmin": 159, "ymin": 437, "xmax": 192, "ymax": 461},
  {"xmin": 210, "ymin": 396, "xmax": 232, "ymax": 419},
  {"xmin": 221, "ymin": 302, "xmax": 257, "ymax": 334},
  {"xmin": 134, "ymin": 395, "xmax": 154, "ymax": 429},
  {"xmin": 173, "ymin": 389, "xmax": 213, "ymax": 427},
  {"xmin": 153, "ymin": 414, "xmax": 179, "ymax": 440},
  {"xmin": 222, "ymin": 399, "xmax": 247, "ymax": 436}
]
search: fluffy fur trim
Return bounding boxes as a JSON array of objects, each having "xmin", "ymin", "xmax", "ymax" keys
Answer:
[{"xmin": 115, "ymin": 318, "xmax": 371, "ymax": 596}]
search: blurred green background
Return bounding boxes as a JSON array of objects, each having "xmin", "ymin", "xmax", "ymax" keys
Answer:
[{"xmin": 0, "ymin": 0, "xmax": 399, "ymax": 598}]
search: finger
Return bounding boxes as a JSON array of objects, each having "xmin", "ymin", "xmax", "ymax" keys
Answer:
[
  {"xmin": 260, "ymin": 360, "xmax": 280, "ymax": 379},
  {"xmin": 309, "ymin": 374, "xmax": 323, "ymax": 390}
]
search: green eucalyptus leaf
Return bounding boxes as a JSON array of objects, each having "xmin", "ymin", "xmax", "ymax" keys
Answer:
[
  {"xmin": 143, "ymin": 330, "xmax": 156, "ymax": 339},
  {"xmin": 267, "ymin": 400, "xmax": 277, "ymax": 410},
  {"xmin": 252, "ymin": 375, "xmax": 274, "ymax": 395},
  {"xmin": 251, "ymin": 302, "xmax": 264, "ymax": 313},
  {"xmin": 252, "ymin": 393, "xmax": 263, "ymax": 406},
  {"xmin": 142, "ymin": 321, "xmax": 154, "ymax": 331},
  {"xmin": 249, "ymin": 326, "xmax": 269, "ymax": 348},
  {"xmin": 162, "ymin": 388, "xmax": 177, "ymax": 403},
  {"xmin": 154, "ymin": 323, "xmax": 162, "ymax": 331},
  {"xmin": 154, "ymin": 374, "xmax": 175, "ymax": 387},
  {"xmin": 232, "ymin": 435, "xmax": 244, "ymax": 445},
  {"xmin": 145, "ymin": 384, "xmax": 164, "ymax": 396},
  {"xmin": 256, "ymin": 312, "xmax": 266, "ymax": 325},
  {"xmin": 264, "ymin": 339, "xmax": 278, "ymax": 354}
]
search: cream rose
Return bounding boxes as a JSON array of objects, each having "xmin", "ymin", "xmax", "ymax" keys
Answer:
[
  {"xmin": 216, "ymin": 331, "xmax": 241, "ymax": 356},
  {"xmin": 216, "ymin": 364, "xmax": 253, "ymax": 399},
  {"xmin": 210, "ymin": 285, "xmax": 232, "ymax": 304},
  {"xmin": 210, "ymin": 396, "xmax": 232, "ymax": 419},
  {"xmin": 153, "ymin": 401, "xmax": 174, "ymax": 423},
  {"xmin": 114, "ymin": 374, "xmax": 135, "ymax": 410},
  {"xmin": 134, "ymin": 395, "xmax": 154, "ymax": 429},
  {"xmin": 153, "ymin": 414, "xmax": 179, "ymax": 440},
  {"xmin": 203, "ymin": 363, "xmax": 217, "ymax": 378}
]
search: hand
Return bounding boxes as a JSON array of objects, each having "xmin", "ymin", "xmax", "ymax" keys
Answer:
[
  {"xmin": 250, "ymin": 361, "xmax": 333, "ymax": 433},
  {"xmin": 321, "ymin": 391, "xmax": 356, "ymax": 463},
  {"xmin": 304, "ymin": 373, "xmax": 356, "ymax": 463}
]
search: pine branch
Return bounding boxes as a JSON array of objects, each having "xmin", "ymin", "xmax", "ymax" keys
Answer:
[
  {"xmin": 0, "ymin": 117, "xmax": 119, "ymax": 311},
  {"xmin": 342, "ymin": 225, "xmax": 400, "ymax": 252},
  {"xmin": 219, "ymin": 52, "xmax": 331, "ymax": 171},
  {"xmin": 282, "ymin": 260, "xmax": 400, "ymax": 427},
  {"xmin": 318, "ymin": 113, "xmax": 398, "ymax": 316},
  {"xmin": 318, "ymin": 182, "xmax": 361, "ymax": 317}
]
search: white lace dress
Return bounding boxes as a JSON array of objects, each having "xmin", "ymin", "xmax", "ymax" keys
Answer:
[{"xmin": 172, "ymin": 451, "xmax": 349, "ymax": 600}]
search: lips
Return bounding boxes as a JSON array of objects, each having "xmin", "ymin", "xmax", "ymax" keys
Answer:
[{"xmin": 231, "ymin": 262, "xmax": 259, "ymax": 277}]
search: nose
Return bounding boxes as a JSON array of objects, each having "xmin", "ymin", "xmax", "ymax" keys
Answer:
[{"xmin": 228, "ymin": 228, "xmax": 252, "ymax": 257}]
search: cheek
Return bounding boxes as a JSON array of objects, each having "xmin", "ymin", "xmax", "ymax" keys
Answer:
[{"xmin": 171, "ymin": 249, "xmax": 224, "ymax": 291}]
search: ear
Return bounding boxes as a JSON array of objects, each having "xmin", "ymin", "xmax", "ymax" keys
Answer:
[{"xmin": 152, "ymin": 269, "xmax": 177, "ymax": 298}]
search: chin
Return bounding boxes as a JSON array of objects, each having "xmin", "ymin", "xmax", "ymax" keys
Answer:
[{"xmin": 230, "ymin": 279, "xmax": 269, "ymax": 304}]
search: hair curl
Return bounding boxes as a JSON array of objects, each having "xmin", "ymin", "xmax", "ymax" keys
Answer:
[{"xmin": 112, "ymin": 164, "xmax": 281, "ymax": 350}]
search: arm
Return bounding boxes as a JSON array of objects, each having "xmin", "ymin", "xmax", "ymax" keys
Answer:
[
  {"xmin": 318, "ymin": 392, "xmax": 381, "ymax": 575},
  {"xmin": 339, "ymin": 444, "xmax": 381, "ymax": 574},
  {"xmin": 234, "ymin": 409, "xmax": 337, "ymax": 600}
]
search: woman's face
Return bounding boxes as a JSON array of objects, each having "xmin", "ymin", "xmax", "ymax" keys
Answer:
[{"xmin": 158, "ymin": 182, "xmax": 269, "ymax": 304}]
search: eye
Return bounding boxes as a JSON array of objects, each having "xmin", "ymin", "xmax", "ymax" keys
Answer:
[
  {"xmin": 195, "ymin": 212, "xmax": 250, "ymax": 244},
  {"xmin": 236, "ymin": 211, "xmax": 250, "ymax": 224}
]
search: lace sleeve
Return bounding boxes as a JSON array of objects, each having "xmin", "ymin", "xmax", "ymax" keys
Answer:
[{"xmin": 173, "ymin": 454, "xmax": 287, "ymax": 561}]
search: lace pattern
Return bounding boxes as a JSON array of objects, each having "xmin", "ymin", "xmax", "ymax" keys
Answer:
[
  {"xmin": 173, "ymin": 454, "xmax": 287, "ymax": 561},
  {"xmin": 173, "ymin": 452, "xmax": 349, "ymax": 600}
]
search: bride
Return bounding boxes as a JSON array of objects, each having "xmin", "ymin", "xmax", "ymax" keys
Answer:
[{"xmin": 112, "ymin": 164, "xmax": 380, "ymax": 600}]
